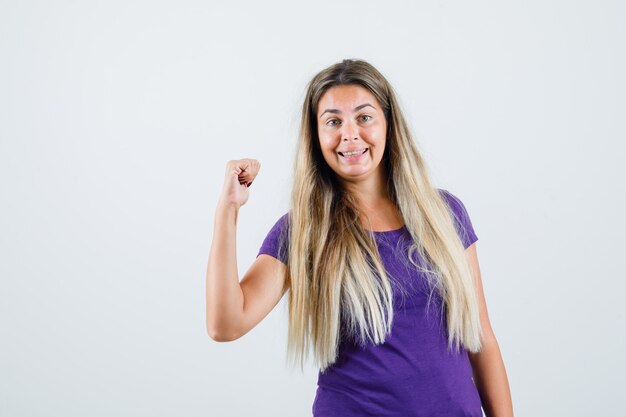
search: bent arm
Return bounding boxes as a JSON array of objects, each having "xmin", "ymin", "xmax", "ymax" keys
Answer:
[{"xmin": 205, "ymin": 202, "xmax": 244, "ymax": 341}]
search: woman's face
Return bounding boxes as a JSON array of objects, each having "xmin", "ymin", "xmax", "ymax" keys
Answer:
[{"xmin": 316, "ymin": 84, "xmax": 387, "ymax": 184}]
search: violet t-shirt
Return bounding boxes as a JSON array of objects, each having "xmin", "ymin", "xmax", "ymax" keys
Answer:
[{"xmin": 257, "ymin": 189, "xmax": 482, "ymax": 417}]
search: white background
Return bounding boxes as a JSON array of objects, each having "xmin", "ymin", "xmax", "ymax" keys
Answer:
[{"xmin": 1, "ymin": 1, "xmax": 624, "ymax": 416}]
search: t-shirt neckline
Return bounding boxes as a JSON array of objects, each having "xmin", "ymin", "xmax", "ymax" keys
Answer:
[{"xmin": 365, "ymin": 225, "xmax": 406, "ymax": 234}]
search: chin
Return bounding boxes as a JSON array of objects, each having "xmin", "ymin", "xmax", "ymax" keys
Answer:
[{"xmin": 337, "ymin": 168, "xmax": 373, "ymax": 179}]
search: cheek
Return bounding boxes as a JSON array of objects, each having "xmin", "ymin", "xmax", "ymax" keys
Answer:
[
  {"xmin": 373, "ymin": 129, "xmax": 387, "ymax": 147},
  {"xmin": 319, "ymin": 135, "xmax": 336, "ymax": 154},
  {"xmin": 373, "ymin": 125, "xmax": 387, "ymax": 141}
]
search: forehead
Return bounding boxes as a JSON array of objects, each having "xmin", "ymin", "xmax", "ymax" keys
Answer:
[{"xmin": 317, "ymin": 85, "xmax": 381, "ymax": 114}]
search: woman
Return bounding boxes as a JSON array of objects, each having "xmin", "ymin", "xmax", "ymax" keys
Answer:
[{"xmin": 206, "ymin": 59, "xmax": 514, "ymax": 416}]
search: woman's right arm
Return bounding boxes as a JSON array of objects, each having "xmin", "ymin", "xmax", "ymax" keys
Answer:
[{"xmin": 205, "ymin": 159, "xmax": 288, "ymax": 342}]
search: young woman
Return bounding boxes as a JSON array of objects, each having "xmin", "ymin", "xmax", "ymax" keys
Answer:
[{"xmin": 206, "ymin": 59, "xmax": 514, "ymax": 416}]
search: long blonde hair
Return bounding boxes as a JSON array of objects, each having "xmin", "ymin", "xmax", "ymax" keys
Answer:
[{"xmin": 284, "ymin": 59, "xmax": 483, "ymax": 372}]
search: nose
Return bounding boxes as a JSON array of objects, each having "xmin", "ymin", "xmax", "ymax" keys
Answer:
[{"xmin": 341, "ymin": 119, "xmax": 359, "ymax": 141}]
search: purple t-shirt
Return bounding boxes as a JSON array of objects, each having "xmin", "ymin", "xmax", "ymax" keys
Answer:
[{"xmin": 257, "ymin": 189, "xmax": 482, "ymax": 417}]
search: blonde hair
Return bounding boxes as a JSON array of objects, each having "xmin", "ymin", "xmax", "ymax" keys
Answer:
[{"xmin": 284, "ymin": 59, "xmax": 483, "ymax": 372}]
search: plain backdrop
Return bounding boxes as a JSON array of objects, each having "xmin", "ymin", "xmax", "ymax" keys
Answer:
[{"xmin": 1, "ymin": 0, "xmax": 625, "ymax": 416}]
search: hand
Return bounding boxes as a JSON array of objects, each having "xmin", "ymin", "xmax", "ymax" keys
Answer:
[{"xmin": 218, "ymin": 159, "xmax": 261, "ymax": 209}]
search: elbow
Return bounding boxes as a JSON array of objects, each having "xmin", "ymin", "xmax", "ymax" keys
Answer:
[
  {"xmin": 469, "ymin": 333, "xmax": 499, "ymax": 360},
  {"xmin": 206, "ymin": 321, "xmax": 241, "ymax": 343},
  {"xmin": 480, "ymin": 331, "xmax": 499, "ymax": 351},
  {"xmin": 207, "ymin": 328, "xmax": 237, "ymax": 343},
  {"xmin": 205, "ymin": 300, "xmax": 245, "ymax": 342}
]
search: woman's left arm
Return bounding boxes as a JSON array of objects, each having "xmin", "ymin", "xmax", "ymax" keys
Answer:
[{"xmin": 465, "ymin": 243, "xmax": 515, "ymax": 417}]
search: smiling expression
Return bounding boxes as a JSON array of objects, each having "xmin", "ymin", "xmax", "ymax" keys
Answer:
[{"xmin": 316, "ymin": 84, "xmax": 388, "ymax": 183}]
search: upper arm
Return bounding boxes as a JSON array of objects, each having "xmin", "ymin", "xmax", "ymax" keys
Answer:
[
  {"xmin": 234, "ymin": 253, "xmax": 288, "ymax": 340},
  {"xmin": 465, "ymin": 243, "xmax": 497, "ymax": 348},
  {"xmin": 440, "ymin": 188, "xmax": 494, "ymax": 345}
]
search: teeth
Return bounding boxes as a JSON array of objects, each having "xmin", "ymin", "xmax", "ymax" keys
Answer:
[{"xmin": 342, "ymin": 149, "xmax": 367, "ymax": 157}]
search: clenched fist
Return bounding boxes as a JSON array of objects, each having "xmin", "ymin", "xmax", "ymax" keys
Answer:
[{"xmin": 218, "ymin": 159, "xmax": 261, "ymax": 209}]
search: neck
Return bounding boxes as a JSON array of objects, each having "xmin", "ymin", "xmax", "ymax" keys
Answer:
[
  {"xmin": 336, "ymin": 166, "xmax": 403, "ymax": 231},
  {"xmin": 340, "ymin": 166, "xmax": 392, "ymax": 210}
]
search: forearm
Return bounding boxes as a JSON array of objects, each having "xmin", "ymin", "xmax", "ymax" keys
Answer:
[
  {"xmin": 468, "ymin": 337, "xmax": 514, "ymax": 417},
  {"xmin": 205, "ymin": 201, "xmax": 245, "ymax": 340}
]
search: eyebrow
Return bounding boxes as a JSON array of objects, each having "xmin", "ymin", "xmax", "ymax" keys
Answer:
[{"xmin": 319, "ymin": 103, "xmax": 376, "ymax": 118}]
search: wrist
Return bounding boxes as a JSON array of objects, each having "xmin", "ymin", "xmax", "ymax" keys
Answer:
[{"xmin": 216, "ymin": 198, "xmax": 240, "ymax": 215}]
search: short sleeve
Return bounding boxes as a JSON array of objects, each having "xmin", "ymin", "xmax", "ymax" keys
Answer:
[
  {"xmin": 438, "ymin": 188, "xmax": 479, "ymax": 249},
  {"xmin": 257, "ymin": 212, "xmax": 290, "ymax": 265}
]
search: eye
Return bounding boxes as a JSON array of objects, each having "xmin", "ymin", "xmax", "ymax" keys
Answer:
[
  {"xmin": 359, "ymin": 115, "xmax": 373, "ymax": 122},
  {"xmin": 326, "ymin": 119, "xmax": 340, "ymax": 127}
]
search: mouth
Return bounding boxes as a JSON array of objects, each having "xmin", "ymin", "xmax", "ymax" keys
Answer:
[{"xmin": 338, "ymin": 148, "xmax": 368, "ymax": 158}]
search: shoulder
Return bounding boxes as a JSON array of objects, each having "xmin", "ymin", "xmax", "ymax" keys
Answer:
[
  {"xmin": 258, "ymin": 211, "xmax": 291, "ymax": 265},
  {"xmin": 436, "ymin": 188, "xmax": 478, "ymax": 249},
  {"xmin": 437, "ymin": 188, "xmax": 469, "ymax": 218},
  {"xmin": 262, "ymin": 211, "xmax": 291, "ymax": 243},
  {"xmin": 269, "ymin": 212, "xmax": 290, "ymax": 234},
  {"xmin": 437, "ymin": 187, "xmax": 461, "ymax": 206}
]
